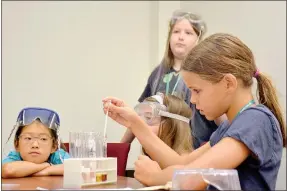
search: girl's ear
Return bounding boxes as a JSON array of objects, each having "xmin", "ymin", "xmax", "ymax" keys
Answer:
[
  {"xmin": 222, "ymin": 73, "xmax": 237, "ymax": 94},
  {"xmin": 15, "ymin": 145, "xmax": 20, "ymax": 152},
  {"xmin": 51, "ymin": 142, "xmax": 58, "ymax": 153},
  {"xmin": 15, "ymin": 142, "xmax": 20, "ymax": 152}
]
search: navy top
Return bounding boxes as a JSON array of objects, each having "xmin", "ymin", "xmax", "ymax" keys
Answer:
[
  {"xmin": 139, "ymin": 63, "xmax": 218, "ymax": 148},
  {"xmin": 209, "ymin": 105, "xmax": 283, "ymax": 190}
]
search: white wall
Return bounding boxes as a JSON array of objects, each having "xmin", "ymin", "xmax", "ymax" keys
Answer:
[
  {"xmin": 2, "ymin": 1, "xmax": 158, "ymax": 168},
  {"xmin": 180, "ymin": 1, "xmax": 286, "ymax": 189}
]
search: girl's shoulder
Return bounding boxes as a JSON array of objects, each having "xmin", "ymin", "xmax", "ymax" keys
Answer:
[
  {"xmin": 49, "ymin": 149, "xmax": 70, "ymax": 165},
  {"xmin": 211, "ymin": 104, "xmax": 283, "ymax": 165},
  {"xmin": 149, "ymin": 62, "xmax": 171, "ymax": 80},
  {"xmin": 2, "ymin": 150, "xmax": 22, "ymax": 164}
]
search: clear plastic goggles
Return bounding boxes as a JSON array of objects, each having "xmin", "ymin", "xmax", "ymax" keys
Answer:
[
  {"xmin": 170, "ymin": 10, "xmax": 205, "ymax": 36},
  {"xmin": 134, "ymin": 95, "xmax": 190, "ymax": 125}
]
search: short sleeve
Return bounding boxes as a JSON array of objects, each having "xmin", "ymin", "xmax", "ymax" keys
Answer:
[
  {"xmin": 2, "ymin": 151, "xmax": 22, "ymax": 164},
  {"xmin": 49, "ymin": 149, "xmax": 70, "ymax": 165},
  {"xmin": 138, "ymin": 83, "xmax": 151, "ymax": 102},
  {"xmin": 138, "ymin": 65, "xmax": 161, "ymax": 102},
  {"xmin": 223, "ymin": 108, "xmax": 274, "ymax": 165}
]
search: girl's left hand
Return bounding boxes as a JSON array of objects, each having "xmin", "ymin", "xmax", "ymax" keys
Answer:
[
  {"xmin": 32, "ymin": 166, "xmax": 50, "ymax": 176},
  {"xmin": 134, "ymin": 155, "xmax": 162, "ymax": 186}
]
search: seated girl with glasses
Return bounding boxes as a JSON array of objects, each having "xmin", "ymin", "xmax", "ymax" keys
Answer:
[{"xmin": 2, "ymin": 107, "xmax": 70, "ymax": 178}]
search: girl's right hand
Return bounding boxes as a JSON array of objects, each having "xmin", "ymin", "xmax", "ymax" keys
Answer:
[
  {"xmin": 102, "ymin": 97, "xmax": 127, "ymax": 107},
  {"xmin": 102, "ymin": 97, "xmax": 144, "ymax": 129}
]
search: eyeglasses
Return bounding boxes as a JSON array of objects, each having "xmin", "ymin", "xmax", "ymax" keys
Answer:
[{"xmin": 18, "ymin": 134, "xmax": 53, "ymax": 145}]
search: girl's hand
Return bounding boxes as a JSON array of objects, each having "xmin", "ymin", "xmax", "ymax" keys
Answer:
[
  {"xmin": 32, "ymin": 169, "xmax": 49, "ymax": 176},
  {"xmin": 134, "ymin": 155, "xmax": 162, "ymax": 186},
  {"xmin": 102, "ymin": 97, "xmax": 127, "ymax": 107},
  {"xmin": 32, "ymin": 163, "xmax": 50, "ymax": 176},
  {"xmin": 102, "ymin": 97, "xmax": 143, "ymax": 129}
]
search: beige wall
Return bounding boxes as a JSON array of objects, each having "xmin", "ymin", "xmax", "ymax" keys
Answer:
[{"xmin": 2, "ymin": 1, "xmax": 154, "ymax": 168}]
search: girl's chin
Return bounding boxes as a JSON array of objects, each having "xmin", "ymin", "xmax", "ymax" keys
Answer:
[
  {"xmin": 173, "ymin": 51, "xmax": 186, "ymax": 58},
  {"xmin": 200, "ymin": 113, "xmax": 215, "ymax": 121}
]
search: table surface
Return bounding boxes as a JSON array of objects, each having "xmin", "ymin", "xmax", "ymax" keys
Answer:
[{"xmin": 2, "ymin": 176, "xmax": 145, "ymax": 190}]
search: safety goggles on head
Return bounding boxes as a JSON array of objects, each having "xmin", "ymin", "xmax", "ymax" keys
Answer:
[
  {"xmin": 4, "ymin": 107, "xmax": 64, "ymax": 163},
  {"xmin": 134, "ymin": 95, "xmax": 190, "ymax": 126},
  {"xmin": 170, "ymin": 10, "xmax": 205, "ymax": 37},
  {"xmin": 16, "ymin": 107, "xmax": 60, "ymax": 132}
]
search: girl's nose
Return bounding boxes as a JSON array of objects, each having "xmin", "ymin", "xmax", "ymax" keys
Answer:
[
  {"xmin": 190, "ymin": 96, "xmax": 197, "ymax": 104},
  {"xmin": 31, "ymin": 139, "xmax": 40, "ymax": 148},
  {"xmin": 178, "ymin": 32, "xmax": 184, "ymax": 41}
]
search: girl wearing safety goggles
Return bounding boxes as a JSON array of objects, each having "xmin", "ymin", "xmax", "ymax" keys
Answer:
[
  {"xmin": 2, "ymin": 107, "xmax": 70, "ymax": 178},
  {"xmin": 136, "ymin": 94, "xmax": 193, "ymax": 156},
  {"xmin": 122, "ymin": 10, "xmax": 225, "ymax": 150}
]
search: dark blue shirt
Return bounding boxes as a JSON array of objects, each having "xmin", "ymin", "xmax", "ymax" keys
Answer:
[
  {"xmin": 139, "ymin": 63, "xmax": 218, "ymax": 148},
  {"xmin": 209, "ymin": 105, "xmax": 283, "ymax": 190}
]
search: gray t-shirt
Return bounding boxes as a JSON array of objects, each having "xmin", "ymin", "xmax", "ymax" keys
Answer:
[
  {"xmin": 139, "ymin": 63, "xmax": 218, "ymax": 149},
  {"xmin": 209, "ymin": 105, "xmax": 283, "ymax": 190}
]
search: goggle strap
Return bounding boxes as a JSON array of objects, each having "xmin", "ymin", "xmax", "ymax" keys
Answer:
[
  {"xmin": 159, "ymin": 110, "xmax": 190, "ymax": 124},
  {"xmin": 3, "ymin": 123, "xmax": 19, "ymax": 157},
  {"xmin": 6, "ymin": 123, "xmax": 19, "ymax": 144},
  {"xmin": 22, "ymin": 110, "xmax": 26, "ymax": 124},
  {"xmin": 150, "ymin": 95, "xmax": 164, "ymax": 105},
  {"xmin": 49, "ymin": 114, "xmax": 56, "ymax": 129},
  {"xmin": 56, "ymin": 129, "xmax": 63, "ymax": 163}
]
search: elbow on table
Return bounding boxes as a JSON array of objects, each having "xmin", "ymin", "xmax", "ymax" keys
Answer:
[{"xmin": 2, "ymin": 163, "xmax": 18, "ymax": 178}]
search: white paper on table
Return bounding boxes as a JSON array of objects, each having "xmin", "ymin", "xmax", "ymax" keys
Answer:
[{"xmin": 36, "ymin": 187, "xmax": 133, "ymax": 190}]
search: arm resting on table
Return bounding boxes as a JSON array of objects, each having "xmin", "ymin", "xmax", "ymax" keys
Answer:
[
  {"xmin": 2, "ymin": 161, "xmax": 50, "ymax": 178},
  {"xmin": 32, "ymin": 164, "xmax": 64, "ymax": 176}
]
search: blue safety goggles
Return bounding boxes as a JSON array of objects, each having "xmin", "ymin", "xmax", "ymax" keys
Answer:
[{"xmin": 16, "ymin": 107, "xmax": 60, "ymax": 131}]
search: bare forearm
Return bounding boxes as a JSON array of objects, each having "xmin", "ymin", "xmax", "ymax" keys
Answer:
[
  {"xmin": 120, "ymin": 129, "xmax": 135, "ymax": 143},
  {"xmin": 131, "ymin": 120, "xmax": 211, "ymax": 169},
  {"xmin": 34, "ymin": 164, "xmax": 64, "ymax": 176},
  {"xmin": 2, "ymin": 161, "xmax": 49, "ymax": 178},
  {"xmin": 150, "ymin": 165, "xmax": 185, "ymax": 186}
]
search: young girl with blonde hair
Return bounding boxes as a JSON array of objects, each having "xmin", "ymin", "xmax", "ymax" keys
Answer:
[
  {"xmin": 139, "ymin": 94, "xmax": 193, "ymax": 156},
  {"xmin": 103, "ymin": 33, "xmax": 285, "ymax": 190}
]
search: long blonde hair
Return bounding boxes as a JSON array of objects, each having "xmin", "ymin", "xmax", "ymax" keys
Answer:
[
  {"xmin": 142, "ymin": 95, "xmax": 193, "ymax": 155},
  {"xmin": 163, "ymin": 10, "xmax": 207, "ymax": 69},
  {"xmin": 182, "ymin": 33, "xmax": 286, "ymax": 147}
]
